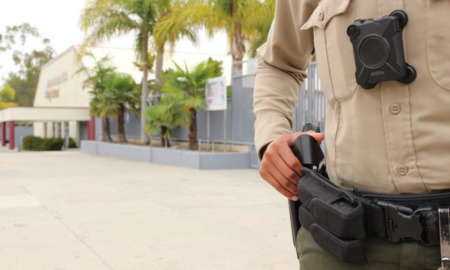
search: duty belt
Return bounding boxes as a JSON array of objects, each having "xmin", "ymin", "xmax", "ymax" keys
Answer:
[
  {"xmin": 354, "ymin": 189, "xmax": 450, "ymax": 246},
  {"xmin": 289, "ymin": 127, "xmax": 450, "ymax": 266},
  {"xmin": 297, "ymin": 167, "xmax": 450, "ymax": 265}
]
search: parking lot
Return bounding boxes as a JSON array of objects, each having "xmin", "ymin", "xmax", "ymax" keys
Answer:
[{"xmin": 0, "ymin": 149, "xmax": 298, "ymax": 270}]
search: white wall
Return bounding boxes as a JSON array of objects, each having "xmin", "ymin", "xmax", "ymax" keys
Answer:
[
  {"xmin": 33, "ymin": 122, "xmax": 44, "ymax": 137},
  {"xmin": 34, "ymin": 47, "xmax": 91, "ymax": 108},
  {"xmin": 69, "ymin": 121, "xmax": 79, "ymax": 144}
]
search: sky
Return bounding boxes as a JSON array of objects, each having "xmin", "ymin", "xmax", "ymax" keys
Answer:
[{"xmin": 0, "ymin": 0, "xmax": 228, "ymax": 82}]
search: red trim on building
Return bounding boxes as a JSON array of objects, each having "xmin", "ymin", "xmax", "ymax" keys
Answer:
[
  {"xmin": 88, "ymin": 115, "xmax": 96, "ymax": 140},
  {"xmin": 8, "ymin": 121, "xmax": 14, "ymax": 150},
  {"xmin": 1, "ymin": 122, "xmax": 6, "ymax": 146}
]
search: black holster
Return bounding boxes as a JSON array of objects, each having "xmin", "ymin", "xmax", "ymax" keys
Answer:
[
  {"xmin": 298, "ymin": 167, "xmax": 367, "ymax": 264},
  {"xmin": 288, "ymin": 131, "xmax": 324, "ymax": 250}
]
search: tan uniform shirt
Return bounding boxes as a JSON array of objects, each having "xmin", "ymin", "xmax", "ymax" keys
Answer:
[{"xmin": 254, "ymin": 0, "xmax": 450, "ymax": 194}]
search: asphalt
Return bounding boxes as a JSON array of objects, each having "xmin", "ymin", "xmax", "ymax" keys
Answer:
[{"xmin": 0, "ymin": 146, "xmax": 299, "ymax": 270}]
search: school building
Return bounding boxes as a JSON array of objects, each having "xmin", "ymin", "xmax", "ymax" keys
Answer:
[{"xmin": 0, "ymin": 45, "xmax": 231, "ymax": 149}]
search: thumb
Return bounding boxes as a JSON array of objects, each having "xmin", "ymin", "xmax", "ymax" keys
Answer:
[
  {"xmin": 287, "ymin": 131, "xmax": 325, "ymax": 146},
  {"xmin": 309, "ymin": 131, "xmax": 325, "ymax": 143}
]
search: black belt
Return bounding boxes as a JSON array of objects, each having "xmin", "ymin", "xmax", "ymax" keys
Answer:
[
  {"xmin": 297, "ymin": 167, "xmax": 450, "ymax": 264},
  {"xmin": 354, "ymin": 189, "xmax": 450, "ymax": 246}
]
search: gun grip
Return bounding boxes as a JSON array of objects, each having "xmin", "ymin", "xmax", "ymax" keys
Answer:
[{"xmin": 291, "ymin": 134, "xmax": 324, "ymax": 169}]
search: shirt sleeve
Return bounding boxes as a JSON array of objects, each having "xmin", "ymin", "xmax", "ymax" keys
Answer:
[{"xmin": 253, "ymin": 0, "xmax": 318, "ymax": 159}]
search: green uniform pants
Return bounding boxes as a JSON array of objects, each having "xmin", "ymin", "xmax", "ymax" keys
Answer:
[{"xmin": 297, "ymin": 227, "xmax": 441, "ymax": 270}]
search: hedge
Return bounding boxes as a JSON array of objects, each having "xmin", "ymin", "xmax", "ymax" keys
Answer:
[{"xmin": 22, "ymin": 136, "xmax": 77, "ymax": 151}]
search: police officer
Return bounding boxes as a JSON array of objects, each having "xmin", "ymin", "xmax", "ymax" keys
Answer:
[{"xmin": 253, "ymin": 0, "xmax": 450, "ymax": 269}]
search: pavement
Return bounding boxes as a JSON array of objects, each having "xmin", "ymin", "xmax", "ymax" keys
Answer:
[{"xmin": 0, "ymin": 147, "xmax": 299, "ymax": 270}]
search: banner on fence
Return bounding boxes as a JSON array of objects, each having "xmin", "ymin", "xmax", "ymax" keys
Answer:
[{"xmin": 205, "ymin": 77, "xmax": 227, "ymax": 111}]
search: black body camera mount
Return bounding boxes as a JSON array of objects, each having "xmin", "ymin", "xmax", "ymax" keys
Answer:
[{"xmin": 347, "ymin": 10, "xmax": 416, "ymax": 89}]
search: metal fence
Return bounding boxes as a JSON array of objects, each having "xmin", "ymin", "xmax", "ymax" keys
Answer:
[
  {"xmin": 293, "ymin": 62, "xmax": 327, "ymax": 133},
  {"xmin": 106, "ymin": 59, "xmax": 326, "ymax": 147},
  {"xmin": 228, "ymin": 59, "xmax": 258, "ymax": 144},
  {"xmin": 227, "ymin": 60, "xmax": 326, "ymax": 143}
]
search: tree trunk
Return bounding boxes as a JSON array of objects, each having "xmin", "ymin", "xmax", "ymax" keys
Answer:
[
  {"xmin": 140, "ymin": 35, "xmax": 150, "ymax": 144},
  {"xmin": 232, "ymin": 21, "xmax": 246, "ymax": 75},
  {"xmin": 117, "ymin": 104, "xmax": 127, "ymax": 143},
  {"xmin": 101, "ymin": 116, "xmax": 106, "ymax": 142},
  {"xmin": 188, "ymin": 108, "xmax": 198, "ymax": 150},
  {"xmin": 156, "ymin": 46, "xmax": 168, "ymax": 146},
  {"xmin": 103, "ymin": 116, "xmax": 113, "ymax": 142},
  {"xmin": 160, "ymin": 125, "xmax": 170, "ymax": 147},
  {"xmin": 155, "ymin": 46, "xmax": 164, "ymax": 87}
]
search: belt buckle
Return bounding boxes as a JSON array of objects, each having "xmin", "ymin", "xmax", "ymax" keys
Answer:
[
  {"xmin": 438, "ymin": 208, "xmax": 450, "ymax": 270},
  {"xmin": 377, "ymin": 201, "xmax": 431, "ymax": 243}
]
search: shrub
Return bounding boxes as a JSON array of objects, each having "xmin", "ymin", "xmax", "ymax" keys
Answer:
[
  {"xmin": 68, "ymin": 137, "xmax": 77, "ymax": 148},
  {"xmin": 22, "ymin": 136, "xmax": 77, "ymax": 151},
  {"xmin": 42, "ymin": 138, "xmax": 64, "ymax": 151},
  {"xmin": 23, "ymin": 136, "xmax": 45, "ymax": 151}
]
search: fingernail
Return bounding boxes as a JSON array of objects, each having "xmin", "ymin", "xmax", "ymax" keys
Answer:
[{"xmin": 291, "ymin": 195, "xmax": 299, "ymax": 201}]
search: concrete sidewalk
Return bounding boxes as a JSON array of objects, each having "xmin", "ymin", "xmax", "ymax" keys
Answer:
[{"xmin": 0, "ymin": 149, "xmax": 299, "ymax": 270}]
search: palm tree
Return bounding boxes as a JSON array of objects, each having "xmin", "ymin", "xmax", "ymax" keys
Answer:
[
  {"xmin": 81, "ymin": 0, "xmax": 156, "ymax": 144},
  {"xmin": 90, "ymin": 90, "xmax": 115, "ymax": 142},
  {"xmin": 151, "ymin": 2, "xmax": 200, "ymax": 86},
  {"xmin": 145, "ymin": 92, "xmax": 185, "ymax": 147},
  {"xmin": 80, "ymin": 0, "xmax": 201, "ymax": 144},
  {"xmin": 159, "ymin": 58, "xmax": 222, "ymax": 150},
  {"xmin": 75, "ymin": 53, "xmax": 116, "ymax": 142},
  {"xmin": 246, "ymin": 0, "xmax": 275, "ymax": 57},
  {"xmin": 206, "ymin": 0, "xmax": 276, "ymax": 71},
  {"xmin": 155, "ymin": 0, "xmax": 269, "ymax": 73},
  {"xmin": 103, "ymin": 73, "xmax": 141, "ymax": 142}
]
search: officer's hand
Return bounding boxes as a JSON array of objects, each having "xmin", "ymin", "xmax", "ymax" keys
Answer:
[{"xmin": 259, "ymin": 131, "xmax": 325, "ymax": 201}]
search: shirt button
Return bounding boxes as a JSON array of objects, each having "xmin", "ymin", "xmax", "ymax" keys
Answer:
[
  {"xmin": 390, "ymin": 104, "xmax": 401, "ymax": 115},
  {"xmin": 397, "ymin": 166, "xmax": 408, "ymax": 176},
  {"xmin": 318, "ymin": 11, "xmax": 324, "ymax": 21}
]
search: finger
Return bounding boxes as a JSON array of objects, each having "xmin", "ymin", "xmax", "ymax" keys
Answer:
[
  {"xmin": 271, "ymin": 150, "xmax": 301, "ymax": 187},
  {"xmin": 277, "ymin": 142, "xmax": 302, "ymax": 177},
  {"xmin": 271, "ymin": 162, "xmax": 299, "ymax": 194},
  {"xmin": 306, "ymin": 131, "xmax": 325, "ymax": 143},
  {"xmin": 260, "ymin": 165, "xmax": 298, "ymax": 200},
  {"xmin": 260, "ymin": 153, "xmax": 298, "ymax": 196},
  {"xmin": 262, "ymin": 156, "xmax": 298, "ymax": 195},
  {"xmin": 286, "ymin": 131, "xmax": 304, "ymax": 146},
  {"xmin": 287, "ymin": 131, "xmax": 325, "ymax": 146},
  {"xmin": 265, "ymin": 139, "xmax": 302, "ymax": 184}
]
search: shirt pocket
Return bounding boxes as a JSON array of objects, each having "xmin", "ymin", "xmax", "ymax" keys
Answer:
[
  {"xmin": 426, "ymin": 0, "xmax": 450, "ymax": 90},
  {"xmin": 301, "ymin": 0, "xmax": 357, "ymax": 103}
]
